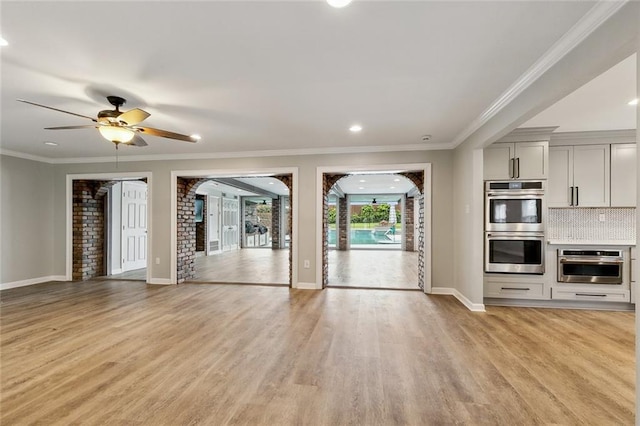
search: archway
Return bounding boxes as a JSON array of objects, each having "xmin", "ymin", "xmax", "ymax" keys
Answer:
[
  {"xmin": 175, "ymin": 174, "xmax": 293, "ymax": 286},
  {"xmin": 317, "ymin": 164, "xmax": 430, "ymax": 292}
]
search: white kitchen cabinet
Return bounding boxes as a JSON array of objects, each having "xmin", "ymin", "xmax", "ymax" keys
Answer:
[
  {"xmin": 548, "ymin": 144, "xmax": 610, "ymax": 207},
  {"xmin": 484, "ymin": 276, "xmax": 549, "ymax": 300},
  {"xmin": 610, "ymin": 143, "xmax": 637, "ymax": 207},
  {"xmin": 483, "ymin": 141, "xmax": 548, "ymax": 180}
]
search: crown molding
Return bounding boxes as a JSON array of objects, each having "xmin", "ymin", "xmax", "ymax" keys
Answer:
[
  {"xmin": 496, "ymin": 126, "xmax": 559, "ymax": 143},
  {"xmin": 549, "ymin": 128, "xmax": 636, "ymax": 146},
  {"xmin": 0, "ymin": 149, "xmax": 55, "ymax": 164},
  {"xmin": 1, "ymin": 142, "xmax": 451, "ymax": 165},
  {"xmin": 450, "ymin": 0, "xmax": 629, "ymax": 149}
]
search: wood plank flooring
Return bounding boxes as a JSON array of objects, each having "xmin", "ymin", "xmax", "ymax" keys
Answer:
[
  {"xmin": 1, "ymin": 281, "xmax": 634, "ymax": 425},
  {"xmin": 104, "ymin": 248, "xmax": 419, "ymax": 289}
]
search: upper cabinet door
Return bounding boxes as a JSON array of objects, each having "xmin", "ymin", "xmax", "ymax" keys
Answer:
[
  {"xmin": 572, "ymin": 144, "xmax": 610, "ymax": 207},
  {"xmin": 514, "ymin": 141, "xmax": 548, "ymax": 179},
  {"xmin": 610, "ymin": 143, "xmax": 637, "ymax": 207},
  {"xmin": 483, "ymin": 143, "xmax": 514, "ymax": 180},
  {"xmin": 548, "ymin": 146, "xmax": 573, "ymax": 207}
]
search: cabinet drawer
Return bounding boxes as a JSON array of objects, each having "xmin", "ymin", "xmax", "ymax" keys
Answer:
[
  {"xmin": 484, "ymin": 281, "xmax": 546, "ymax": 299},
  {"xmin": 552, "ymin": 289, "xmax": 630, "ymax": 302}
]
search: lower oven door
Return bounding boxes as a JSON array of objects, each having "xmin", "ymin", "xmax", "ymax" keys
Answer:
[
  {"xmin": 557, "ymin": 257, "xmax": 623, "ymax": 284},
  {"xmin": 485, "ymin": 232, "xmax": 545, "ymax": 274}
]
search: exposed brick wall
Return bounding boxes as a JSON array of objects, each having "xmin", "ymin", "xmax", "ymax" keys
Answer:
[
  {"xmin": 176, "ymin": 178, "xmax": 202, "ymax": 283},
  {"xmin": 195, "ymin": 194, "xmax": 207, "ymax": 252},
  {"xmin": 271, "ymin": 197, "xmax": 281, "ymax": 249},
  {"xmin": 322, "ymin": 174, "xmax": 347, "ymax": 286},
  {"xmin": 417, "ymin": 195, "xmax": 425, "ymax": 290},
  {"xmin": 337, "ymin": 197, "xmax": 347, "ymax": 250},
  {"xmin": 72, "ymin": 180, "xmax": 107, "ymax": 281},
  {"xmin": 274, "ymin": 176, "xmax": 293, "ymax": 286},
  {"xmin": 405, "ymin": 196, "xmax": 415, "ymax": 252}
]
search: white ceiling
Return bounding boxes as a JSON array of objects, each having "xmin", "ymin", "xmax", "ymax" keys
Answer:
[
  {"xmin": 523, "ymin": 53, "xmax": 637, "ymax": 132},
  {"xmin": 335, "ymin": 173, "xmax": 415, "ymax": 197},
  {"xmin": 0, "ymin": 1, "xmax": 598, "ymax": 160}
]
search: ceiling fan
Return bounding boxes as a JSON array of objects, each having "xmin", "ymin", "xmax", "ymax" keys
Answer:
[{"xmin": 17, "ymin": 96, "xmax": 200, "ymax": 147}]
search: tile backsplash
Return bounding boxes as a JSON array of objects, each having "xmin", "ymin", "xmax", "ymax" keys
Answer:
[{"xmin": 547, "ymin": 208, "xmax": 636, "ymax": 242}]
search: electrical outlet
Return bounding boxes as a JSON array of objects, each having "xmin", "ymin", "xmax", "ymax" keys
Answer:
[
  {"xmin": 155, "ymin": 257, "xmax": 160, "ymax": 265},
  {"xmin": 303, "ymin": 260, "xmax": 310, "ymax": 269},
  {"xmin": 598, "ymin": 213, "xmax": 606, "ymax": 222}
]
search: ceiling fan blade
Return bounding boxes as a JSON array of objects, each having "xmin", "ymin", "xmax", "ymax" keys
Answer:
[
  {"xmin": 129, "ymin": 134, "xmax": 148, "ymax": 147},
  {"xmin": 44, "ymin": 124, "xmax": 98, "ymax": 130},
  {"xmin": 135, "ymin": 126, "xmax": 197, "ymax": 142},
  {"xmin": 118, "ymin": 108, "xmax": 150, "ymax": 126},
  {"xmin": 17, "ymin": 99, "xmax": 97, "ymax": 122}
]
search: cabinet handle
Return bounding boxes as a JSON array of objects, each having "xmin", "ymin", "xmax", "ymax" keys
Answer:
[
  {"xmin": 501, "ymin": 287, "xmax": 530, "ymax": 291},
  {"xmin": 570, "ymin": 186, "xmax": 574, "ymax": 206},
  {"xmin": 509, "ymin": 158, "xmax": 514, "ymax": 178},
  {"xmin": 575, "ymin": 186, "xmax": 579, "ymax": 206},
  {"xmin": 516, "ymin": 158, "xmax": 520, "ymax": 178},
  {"xmin": 575, "ymin": 293, "xmax": 607, "ymax": 297}
]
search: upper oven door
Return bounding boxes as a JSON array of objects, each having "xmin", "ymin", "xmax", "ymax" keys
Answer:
[{"xmin": 485, "ymin": 194, "xmax": 544, "ymax": 232}]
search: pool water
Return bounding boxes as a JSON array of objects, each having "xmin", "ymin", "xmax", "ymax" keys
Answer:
[{"xmin": 327, "ymin": 229, "xmax": 400, "ymax": 245}]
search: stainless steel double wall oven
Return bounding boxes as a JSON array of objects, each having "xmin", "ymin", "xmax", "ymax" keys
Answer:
[{"xmin": 485, "ymin": 180, "xmax": 545, "ymax": 274}]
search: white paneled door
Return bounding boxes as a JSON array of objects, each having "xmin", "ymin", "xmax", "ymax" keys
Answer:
[
  {"xmin": 121, "ymin": 181, "xmax": 148, "ymax": 271},
  {"xmin": 222, "ymin": 198, "xmax": 239, "ymax": 252}
]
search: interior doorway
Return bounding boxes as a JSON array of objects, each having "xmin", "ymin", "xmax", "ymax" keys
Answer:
[
  {"xmin": 172, "ymin": 170, "xmax": 297, "ymax": 287},
  {"xmin": 317, "ymin": 164, "xmax": 431, "ymax": 292},
  {"xmin": 65, "ymin": 173, "xmax": 152, "ymax": 283}
]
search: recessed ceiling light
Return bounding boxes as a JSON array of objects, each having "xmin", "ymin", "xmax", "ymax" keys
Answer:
[
  {"xmin": 0, "ymin": 36, "xmax": 8, "ymax": 47},
  {"xmin": 43, "ymin": 141, "xmax": 58, "ymax": 146},
  {"xmin": 359, "ymin": 179, "xmax": 366, "ymax": 183},
  {"xmin": 358, "ymin": 186, "xmax": 365, "ymax": 190},
  {"xmin": 190, "ymin": 134, "xmax": 202, "ymax": 141},
  {"xmin": 394, "ymin": 178, "xmax": 400, "ymax": 182},
  {"xmin": 629, "ymin": 98, "xmax": 639, "ymax": 106},
  {"xmin": 349, "ymin": 124, "xmax": 362, "ymax": 133},
  {"xmin": 268, "ymin": 182, "xmax": 274, "ymax": 185},
  {"xmin": 327, "ymin": 0, "xmax": 352, "ymax": 8},
  {"xmin": 390, "ymin": 186, "xmax": 396, "ymax": 189}
]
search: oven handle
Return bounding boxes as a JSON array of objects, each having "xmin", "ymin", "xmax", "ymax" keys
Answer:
[
  {"xmin": 487, "ymin": 232, "xmax": 544, "ymax": 239},
  {"xmin": 559, "ymin": 258, "xmax": 623, "ymax": 265}
]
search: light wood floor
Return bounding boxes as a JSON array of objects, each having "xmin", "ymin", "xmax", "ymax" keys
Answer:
[
  {"xmin": 1, "ymin": 281, "xmax": 634, "ymax": 425},
  {"xmin": 105, "ymin": 249, "xmax": 419, "ymax": 289}
]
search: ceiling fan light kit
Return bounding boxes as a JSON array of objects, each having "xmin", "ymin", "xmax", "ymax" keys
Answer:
[{"xmin": 17, "ymin": 96, "xmax": 200, "ymax": 148}]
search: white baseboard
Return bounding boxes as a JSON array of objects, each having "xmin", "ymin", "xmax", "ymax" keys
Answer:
[
  {"xmin": 295, "ymin": 281, "xmax": 321, "ymax": 290},
  {"xmin": 110, "ymin": 268, "xmax": 123, "ymax": 275},
  {"xmin": 430, "ymin": 287, "xmax": 486, "ymax": 312},
  {"xmin": 1, "ymin": 275, "xmax": 67, "ymax": 291},
  {"xmin": 148, "ymin": 278, "xmax": 174, "ymax": 285}
]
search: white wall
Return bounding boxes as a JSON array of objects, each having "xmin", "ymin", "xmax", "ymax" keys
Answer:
[
  {"xmin": 0, "ymin": 156, "xmax": 56, "ymax": 285},
  {"xmin": 109, "ymin": 182, "xmax": 122, "ymax": 274}
]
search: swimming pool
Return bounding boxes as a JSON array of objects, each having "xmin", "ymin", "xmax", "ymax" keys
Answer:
[{"xmin": 327, "ymin": 228, "xmax": 400, "ymax": 245}]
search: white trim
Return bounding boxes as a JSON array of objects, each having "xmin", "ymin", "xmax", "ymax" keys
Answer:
[
  {"xmin": 170, "ymin": 167, "xmax": 299, "ymax": 286},
  {"xmin": 295, "ymin": 282, "xmax": 321, "ymax": 290},
  {"xmin": 316, "ymin": 163, "xmax": 432, "ymax": 292},
  {"xmin": 1, "ymin": 275, "xmax": 67, "ymax": 291},
  {"xmin": 148, "ymin": 278, "xmax": 174, "ymax": 285},
  {"xmin": 431, "ymin": 287, "xmax": 487, "ymax": 312},
  {"xmin": 496, "ymin": 126, "xmax": 558, "ymax": 143},
  {"xmin": 450, "ymin": 1, "xmax": 629, "ymax": 148},
  {"xmin": 66, "ymin": 172, "xmax": 153, "ymax": 283},
  {"xmin": 1, "ymin": 143, "xmax": 449, "ymax": 165}
]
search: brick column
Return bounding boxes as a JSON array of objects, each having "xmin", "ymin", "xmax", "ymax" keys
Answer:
[
  {"xmin": 417, "ymin": 195, "xmax": 425, "ymax": 290},
  {"xmin": 176, "ymin": 178, "xmax": 202, "ymax": 283},
  {"xmin": 337, "ymin": 197, "xmax": 348, "ymax": 250},
  {"xmin": 72, "ymin": 180, "xmax": 106, "ymax": 281},
  {"xmin": 272, "ymin": 196, "xmax": 281, "ymax": 249},
  {"xmin": 404, "ymin": 197, "xmax": 415, "ymax": 252}
]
